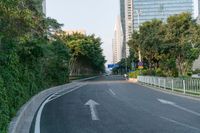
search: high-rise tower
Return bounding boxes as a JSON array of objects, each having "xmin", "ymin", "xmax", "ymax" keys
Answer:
[
  {"xmin": 120, "ymin": 0, "xmax": 133, "ymax": 58},
  {"xmin": 42, "ymin": 0, "xmax": 46, "ymax": 15},
  {"xmin": 112, "ymin": 16, "xmax": 123, "ymax": 64},
  {"xmin": 32, "ymin": 0, "xmax": 46, "ymax": 15},
  {"xmin": 133, "ymin": 0, "xmax": 199, "ymax": 30}
]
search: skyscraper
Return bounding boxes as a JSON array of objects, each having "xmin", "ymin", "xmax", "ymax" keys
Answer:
[
  {"xmin": 120, "ymin": 0, "xmax": 133, "ymax": 58},
  {"xmin": 112, "ymin": 16, "xmax": 123, "ymax": 64},
  {"xmin": 42, "ymin": 0, "xmax": 46, "ymax": 15},
  {"xmin": 193, "ymin": 3, "xmax": 200, "ymax": 71},
  {"xmin": 133, "ymin": 0, "xmax": 199, "ymax": 30},
  {"xmin": 193, "ymin": 57, "xmax": 200, "ymax": 70},
  {"xmin": 32, "ymin": 0, "xmax": 46, "ymax": 15}
]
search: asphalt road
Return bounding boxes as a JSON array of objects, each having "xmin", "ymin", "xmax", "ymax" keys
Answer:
[{"xmin": 30, "ymin": 75, "xmax": 200, "ymax": 133}]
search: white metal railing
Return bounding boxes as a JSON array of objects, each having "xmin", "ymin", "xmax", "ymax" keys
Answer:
[{"xmin": 137, "ymin": 76, "xmax": 200, "ymax": 95}]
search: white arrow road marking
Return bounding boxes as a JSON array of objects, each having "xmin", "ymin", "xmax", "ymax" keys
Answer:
[
  {"xmin": 109, "ymin": 89, "xmax": 116, "ymax": 96},
  {"xmin": 158, "ymin": 99, "xmax": 175, "ymax": 105},
  {"xmin": 158, "ymin": 99, "xmax": 200, "ymax": 117},
  {"xmin": 160, "ymin": 116, "xmax": 200, "ymax": 131},
  {"xmin": 34, "ymin": 84, "xmax": 85, "ymax": 133},
  {"xmin": 85, "ymin": 99, "xmax": 100, "ymax": 120}
]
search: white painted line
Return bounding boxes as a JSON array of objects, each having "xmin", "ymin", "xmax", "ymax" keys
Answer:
[
  {"xmin": 160, "ymin": 116, "xmax": 200, "ymax": 131},
  {"xmin": 34, "ymin": 96, "xmax": 51, "ymax": 133},
  {"xmin": 85, "ymin": 99, "xmax": 100, "ymax": 120},
  {"xmin": 158, "ymin": 99, "xmax": 175, "ymax": 105},
  {"xmin": 34, "ymin": 84, "xmax": 85, "ymax": 133},
  {"xmin": 109, "ymin": 89, "xmax": 116, "ymax": 96},
  {"xmin": 158, "ymin": 98, "xmax": 200, "ymax": 117},
  {"xmin": 172, "ymin": 104, "xmax": 200, "ymax": 117},
  {"xmin": 48, "ymin": 86, "xmax": 82, "ymax": 102}
]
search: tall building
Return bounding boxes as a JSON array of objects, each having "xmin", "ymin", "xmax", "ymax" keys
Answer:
[
  {"xmin": 112, "ymin": 16, "xmax": 123, "ymax": 64},
  {"xmin": 42, "ymin": 0, "xmax": 46, "ymax": 15},
  {"xmin": 193, "ymin": 56, "xmax": 200, "ymax": 70},
  {"xmin": 32, "ymin": 0, "xmax": 46, "ymax": 15},
  {"xmin": 194, "ymin": 1, "xmax": 200, "ymax": 70},
  {"xmin": 120, "ymin": 0, "xmax": 134, "ymax": 58},
  {"xmin": 133, "ymin": 0, "xmax": 199, "ymax": 30}
]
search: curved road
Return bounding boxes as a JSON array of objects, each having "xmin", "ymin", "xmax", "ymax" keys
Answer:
[{"xmin": 30, "ymin": 75, "xmax": 200, "ymax": 133}]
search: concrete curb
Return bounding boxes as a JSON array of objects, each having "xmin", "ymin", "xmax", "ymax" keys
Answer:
[
  {"xmin": 8, "ymin": 76, "xmax": 98, "ymax": 133},
  {"xmin": 72, "ymin": 76, "xmax": 99, "ymax": 82}
]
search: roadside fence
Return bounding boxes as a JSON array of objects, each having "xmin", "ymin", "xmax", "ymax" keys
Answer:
[{"xmin": 137, "ymin": 76, "xmax": 200, "ymax": 95}]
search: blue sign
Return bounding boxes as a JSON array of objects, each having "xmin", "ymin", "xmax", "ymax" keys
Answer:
[
  {"xmin": 108, "ymin": 64, "xmax": 119, "ymax": 69},
  {"xmin": 138, "ymin": 62, "xmax": 143, "ymax": 66}
]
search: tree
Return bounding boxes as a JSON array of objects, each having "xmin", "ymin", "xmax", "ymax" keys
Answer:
[
  {"xmin": 165, "ymin": 13, "xmax": 200, "ymax": 76},
  {"xmin": 128, "ymin": 13, "xmax": 200, "ymax": 77},
  {"xmin": 60, "ymin": 33, "xmax": 106, "ymax": 75},
  {"xmin": 0, "ymin": 1, "xmax": 71, "ymax": 132},
  {"xmin": 128, "ymin": 19, "xmax": 164, "ymax": 70}
]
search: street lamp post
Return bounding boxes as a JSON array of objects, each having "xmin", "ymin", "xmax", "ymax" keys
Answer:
[{"xmin": 135, "ymin": 9, "xmax": 142, "ymax": 62}]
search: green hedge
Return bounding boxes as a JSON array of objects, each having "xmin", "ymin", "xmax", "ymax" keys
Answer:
[
  {"xmin": 0, "ymin": 40, "xmax": 70, "ymax": 133},
  {"xmin": 128, "ymin": 70, "xmax": 141, "ymax": 78}
]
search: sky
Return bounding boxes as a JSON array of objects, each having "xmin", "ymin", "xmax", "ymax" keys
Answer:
[{"xmin": 46, "ymin": 0, "xmax": 119, "ymax": 65}]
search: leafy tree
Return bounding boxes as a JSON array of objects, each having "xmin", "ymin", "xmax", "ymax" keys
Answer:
[
  {"xmin": 61, "ymin": 33, "xmax": 106, "ymax": 75},
  {"xmin": 165, "ymin": 13, "xmax": 200, "ymax": 76},
  {"xmin": 128, "ymin": 13, "xmax": 200, "ymax": 77}
]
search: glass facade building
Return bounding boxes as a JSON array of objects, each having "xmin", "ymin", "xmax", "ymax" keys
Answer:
[
  {"xmin": 120, "ymin": 0, "xmax": 134, "ymax": 58},
  {"xmin": 120, "ymin": 0, "xmax": 127, "ymax": 58},
  {"xmin": 133, "ymin": 0, "xmax": 198, "ymax": 30},
  {"xmin": 32, "ymin": 0, "xmax": 46, "ymax": 14}
]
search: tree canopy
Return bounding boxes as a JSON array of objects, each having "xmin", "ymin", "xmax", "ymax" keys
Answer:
[
  {"xmin": 128, "ymin": 13, "xmax": 200, "ymax": 77},
  {"xmin": 0, "ymin": 0, "xmax": 105, "ymax": 132}
]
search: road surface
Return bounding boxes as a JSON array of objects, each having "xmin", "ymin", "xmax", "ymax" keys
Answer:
[{"xmin": 30, "ymin": 75, "xmax": 200, "ymax": 133}]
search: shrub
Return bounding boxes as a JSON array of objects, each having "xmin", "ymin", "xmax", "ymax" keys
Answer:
[
  {"xmin": 0, "ymin": 40, "xmax": 70, "ymax": 132},
  {"xmin": 129, "ymin": 70, "xmax": 141, "ymax": 78}
]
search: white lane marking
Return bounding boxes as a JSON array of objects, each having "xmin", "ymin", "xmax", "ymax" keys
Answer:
[
  {"xmin": 158, "ymin": 99, "xmax": 175, "ymax": 105},
  {"xmin": 109, "ymin": 89, "xmax": 116, "ymax": 96},
  {"xmin": 48, "ymin": 85, "xmax": 83, "ymax": 102},
  {"xmin": 158, "ymin": 99, "xmax": 200, "ymax": 117},
  {"xmin": 172, "ymin": 104, "xmax": 200, "ymax": 117},
  {"xmin": 34, "ymin": 84, "xmax": 85, "ymax": 133},
  {"xmin": 160, "ymin": 116, "xmax": 200, "ymax": 131},
  {"xmin": 34, "ymin": 96, "xmax": 52, "ymax": 133},
  {"xmin": 85, "ymin": 99, "xmax": 100, "ymax": 120}
]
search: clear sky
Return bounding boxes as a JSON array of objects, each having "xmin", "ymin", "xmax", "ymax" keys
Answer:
[{"xmin": 46, "ymin": 0, "xmax": 119, "ymax": 65}]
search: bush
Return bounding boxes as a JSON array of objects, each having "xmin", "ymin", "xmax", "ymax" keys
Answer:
[
  {"xmin": 0, "ymin": 40, "xmax": 70, "ymax": 132},
  {"xmin": 128, "ymin": 70, "xmax": 141, "ymax": 78},
  {"xmin": 192, "ymin": 69, "xmax": 200, "ymax": 74},
  {"xmin": 0, "ymin": 77, "xmax": 9, "ymax": 133},
  {"xmin": 142, "ymin": 69, "xmax": 156, "ymax": 76}
]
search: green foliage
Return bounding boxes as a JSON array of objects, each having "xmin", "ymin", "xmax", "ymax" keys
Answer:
[
  {"xmin": 0, "ymin": 40, "xmax": 70, "ymax": 132},
  {"xmin": 0, "ymin": 0, "xmax": 60, "ymax": 132},
  {"xmin": 0, "ymin": 1, "xmax": 105, "ymax": 132},
  {"xmin": 192, "ymin": 69, "xmax": 200, "ymax": 74},
  {"xmin": 128, "ymin": 13, "xmax": 200, "ymax": 77},
  {"xmin": 61, "ymin": 33, "xmax": 106, "ymax": 75},
  {"xmin": 128, "ymin": 70, "xmax": 140, "ymax": 78},
  {"xmin": 0, "ymin": 76, "xmax": 9, "ymax": 133}
]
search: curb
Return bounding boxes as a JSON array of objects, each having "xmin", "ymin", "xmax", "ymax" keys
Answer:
[
  {"xmin": 8, "ymin": 76, "xmax": 98, "ymax": 133},
  {"xmin": 72, "ymin": 76, "xmax": 99, "ymax": 82}
]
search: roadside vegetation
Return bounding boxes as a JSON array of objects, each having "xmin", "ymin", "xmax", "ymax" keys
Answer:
[
  {"xmin": 114, "ymin": 13, "xmax": 200, "ymax": 78},
  {"xmin": 0, "ymin": 0, "xmax": 105, "ymax": 132}
]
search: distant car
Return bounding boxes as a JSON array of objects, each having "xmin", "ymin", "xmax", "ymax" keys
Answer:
[
  {"xmin": 105, "ymin": 73, "xmax": 110, "ymax": 76},
  {"xmin": 192, "ymin": 74, "xmax": 200, "ymax": 78}
]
